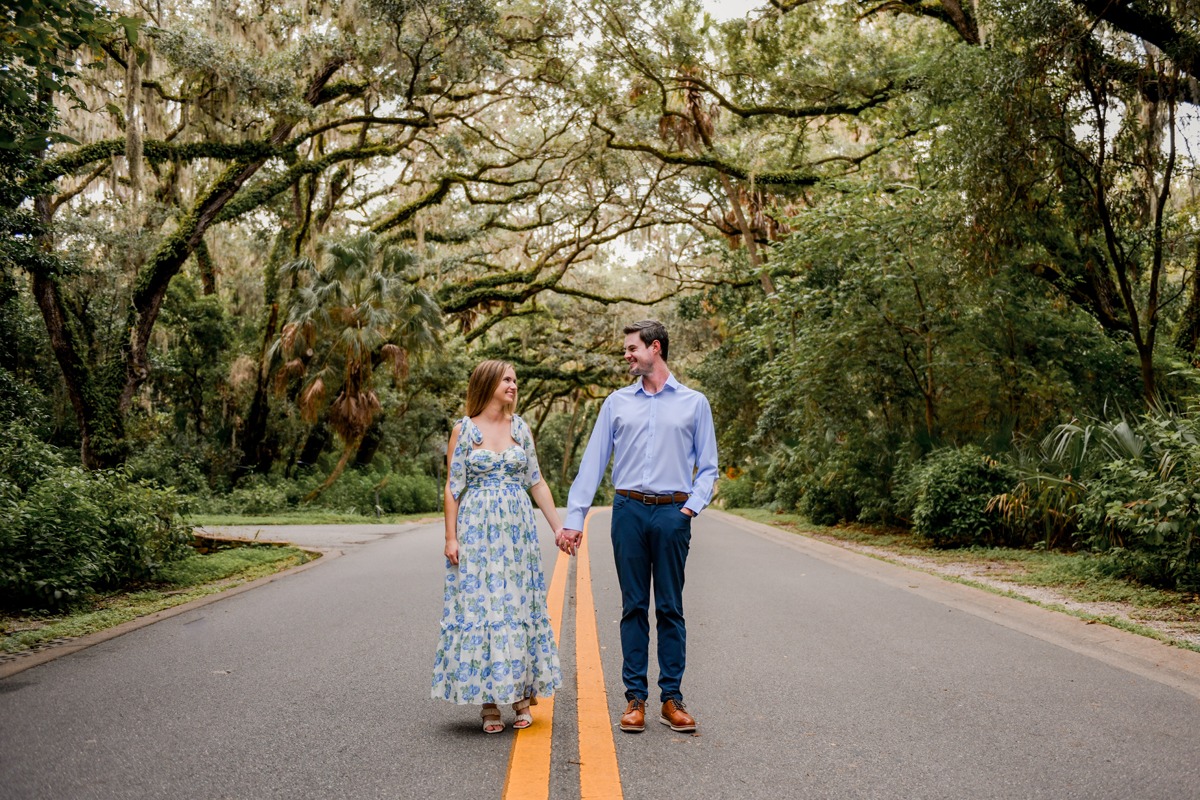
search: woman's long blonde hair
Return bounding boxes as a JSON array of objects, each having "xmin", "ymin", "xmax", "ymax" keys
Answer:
[{"xmin": 465, "ymin": 360, "xmax": 516, "ymax": 418}]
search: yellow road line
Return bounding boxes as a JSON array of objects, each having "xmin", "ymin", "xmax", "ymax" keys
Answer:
[
  {"xmin": 502, "ymin": 547, "xmax": 569, "ymax": 800},
  {"xmin": 576, "ymin": 510, "xmax": 623, "ymax": 800}
]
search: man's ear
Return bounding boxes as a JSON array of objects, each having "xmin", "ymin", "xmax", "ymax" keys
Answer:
[{"xmin": 650, "ymin": 339, "xmax": 661, "ymax": 357}]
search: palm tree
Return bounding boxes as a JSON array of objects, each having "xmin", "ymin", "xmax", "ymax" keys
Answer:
[{"xmin": 272, "ymin": 231, "xmax": 443, "ymax": 502}]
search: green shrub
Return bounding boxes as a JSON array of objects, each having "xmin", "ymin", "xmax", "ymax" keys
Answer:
[
  {"xmin": 191, "ymin": 466, "xmax": 442, "ymax": 517},
  {"xmin": 0, "ymin": 424, "xmax": 191, "ymax": 610},
  {"xmin": 377, "ymin": 473, "xmax": 440, "ymax": 514},
  {"xmin": 125, "ymin": 439, "xmax": 211, "ymax": 496},
  {"xmin": 798, "ymin": 446, "xmax": 898, "ymax": 526},
  {"xmin": 716, "ymin": 472, "xmax": 757, "ymax": 509},
  {"xmin": 907, "ymin": 446, "xmax": 1017, "ymax": 548},
  {"xmin": 758, "ymin": 447, "xmax": 805, "ymax": 511},
  {"xmin": 309, "ymin": 469, "xmax": 441, "ymax": 515},
  {"xmin": 799, "ymin": 467, "xmax": 860, "ymax": 526},
  {"xmin": 1075, "ymin": 457, "xmax": 1200, "ymax": 592},
  {"xmin": 998, "ymin": 411, "xmax": 1200, "ymax": 590},
  {"xmin": 309, "ymin": 469, "xmax": 377, "ymax": 513},
  {"xmin": 221, "ymin": 476, "xmax": 290, "ymax": 515}
]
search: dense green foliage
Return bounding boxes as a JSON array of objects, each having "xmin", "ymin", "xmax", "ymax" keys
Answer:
[
  {"xmin": 904, "ymin": 447, "xmax": 1018, "ymax": 549},
  {"xmin": 0, "ymin": 422, "xmax": 191, "ymax": 610},
  {"xmin": 3, "ymin": 0, "xmax": 1200, "ymax": 605},
  {"xmin": 994, "ymin": 410, "xmax": 1200, "ymax": 591}
]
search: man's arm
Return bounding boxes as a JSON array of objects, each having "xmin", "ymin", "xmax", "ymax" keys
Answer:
[
  {"xmin": 683, "ymin": 395, "xmax": 718, "ymax": 517},
  {"xmin": 559, "ymin": 397, "xmax": 615, "ymax": 552}
]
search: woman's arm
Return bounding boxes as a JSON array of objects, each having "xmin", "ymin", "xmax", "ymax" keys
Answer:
[
  {"xmin": 444, "ymin": 425, "xmax": 461, "ymax": 565},
  {"xmin": 518, "ymin": 420, "xmax": 564, "ymax": 542},
  {"xmin": 529, "ymin": 478, "xmax": 563, "ymax": 536}
]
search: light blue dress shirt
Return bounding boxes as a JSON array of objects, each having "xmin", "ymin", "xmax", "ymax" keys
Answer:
[{"xmin": 565, "ymin": 373, "xmax": 719, "ymax": 530}]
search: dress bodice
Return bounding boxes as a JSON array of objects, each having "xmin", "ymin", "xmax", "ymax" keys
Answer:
[
  {"xmin": 448, "ymin": 415, "xmax": 542, "ymax": 500},
  {"xmin": 466, "ymin": 446, "xmax": 530, "ymax": 490}
]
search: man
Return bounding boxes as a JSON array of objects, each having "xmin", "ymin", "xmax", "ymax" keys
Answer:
[{"xmin": 558, "ymin": 320, "xmax": 718, "ymax": 734}]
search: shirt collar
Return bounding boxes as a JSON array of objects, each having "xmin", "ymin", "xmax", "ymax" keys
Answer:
[{"xmin": 635, "ymin": 372, "xmax": 679, "ymax": 396}]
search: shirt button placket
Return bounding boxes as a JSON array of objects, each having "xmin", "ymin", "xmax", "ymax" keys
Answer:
[{"xmin": 644, "ymin": 393, "xmax": 655, "ymax": 490}]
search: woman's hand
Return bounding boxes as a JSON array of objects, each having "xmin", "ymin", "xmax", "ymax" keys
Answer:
[
  {"xmin": 556, "ymin": 528, "xmax": 582, "ymax": 556},
  {"xmin": 444, "ymin": 538, "xmax": 459, "ymax": 566}
]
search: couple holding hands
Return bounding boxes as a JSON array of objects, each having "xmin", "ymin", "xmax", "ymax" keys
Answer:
[{"xmin": 430, "ymin": 320, "xmax": 719, "ymax": 735}]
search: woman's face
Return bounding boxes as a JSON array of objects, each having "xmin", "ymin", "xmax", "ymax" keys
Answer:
[{"xmin": 492, "ymin": 367, "xmax": 517, "ymax": 407}]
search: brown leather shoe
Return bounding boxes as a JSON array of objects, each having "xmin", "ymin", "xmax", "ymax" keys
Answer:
[
  {"xmin": 619, "ymin": 699, "xmax": 646, "ymax": 732},
  {"xmin": 659, "ymin": 699, "xmax": 697, "ymax": 732}
]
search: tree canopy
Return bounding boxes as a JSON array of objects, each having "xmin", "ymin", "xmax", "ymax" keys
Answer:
[{"xmin": 3, "ymin": 0, "xmax": 1200, "ymax": 588}]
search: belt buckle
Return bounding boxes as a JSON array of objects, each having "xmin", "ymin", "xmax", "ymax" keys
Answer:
[{"xmin": 642, "ymin": 493, "xmax": 655, "ymax": 505}]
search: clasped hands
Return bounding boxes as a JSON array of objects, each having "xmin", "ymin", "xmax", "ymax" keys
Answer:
[{"xmin": 555, "ymin": 528, "xmax": 582, "ymax": 556}]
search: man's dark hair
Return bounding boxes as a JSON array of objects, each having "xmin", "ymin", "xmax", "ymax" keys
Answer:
[{"xmin": 623, "ymin": 319, "xmax": 669, "ymax": 361}]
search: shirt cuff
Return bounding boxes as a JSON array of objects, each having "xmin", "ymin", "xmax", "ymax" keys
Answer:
[
  {"xmin": 564, "ymin": 510, "xmax": 587, "ymax": 531},
  {"xmin": 683, "ymin": 498, "xmax": 706, "ymax": 517}
]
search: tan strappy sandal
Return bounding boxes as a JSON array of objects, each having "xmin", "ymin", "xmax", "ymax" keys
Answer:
[
  {"xmin": 512, "ymin": 697, "xmax": 533, "ymax": 729},
  {"xmin": 481, "ymin": 704, "xmax": 505, "ymax": 734}
]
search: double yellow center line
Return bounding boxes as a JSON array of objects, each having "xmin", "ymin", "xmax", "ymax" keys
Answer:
[{"xmin": 503, "ymin": 510, "xmax": 622, "ymax": 799}]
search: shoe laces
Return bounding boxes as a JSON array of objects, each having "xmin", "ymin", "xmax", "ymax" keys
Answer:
[
  {"xmin": 628, "ymin": 699, "xmax": 645, "ymax": 711},
  {"xmin": 669, "ymin": 699, "xmax": 687, "ymax": 711}
]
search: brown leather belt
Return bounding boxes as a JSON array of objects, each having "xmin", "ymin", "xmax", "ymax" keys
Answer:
[{"xmin": 616, "ymin": 489, "xmax": 690, "ymax": 505}]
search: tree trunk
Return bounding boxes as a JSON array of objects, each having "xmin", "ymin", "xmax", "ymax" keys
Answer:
[
  {"xmin": 1138, "ymin": 343, "xmax": 1158, "ymax": 406},
  {"xmin": 353, "ymin": 417, "xmax": 385, "ymax": 468},
  {"xmin": 237, "ymin": 227, "xmax": 293, "ymax": 478},
  {"xmin": 302, "ymin": 436, "xmax": 361, "ymax": 503},
  {"xmin": 559, "ymin": 393, "xmax": 582, "ymax": 486},
  {"xmin": 195, "ymin": 237, "xmax": 217, "ymax": 295},
  {"xmin": 35, "ymin": 60, "xmax": 346, "ymax": 469},
  {"xmin": 1173, "ymin": 242, "xmax": 1200, "ymax": 354},
  {"xmin": 296, "ymin": 421, "xmax": 331, "ymax": 472}
]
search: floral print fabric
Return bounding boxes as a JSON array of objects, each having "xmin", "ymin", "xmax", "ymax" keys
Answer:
[{"xmin": 431, "ymin": 415, "xmax": 562, "ymax": 704}]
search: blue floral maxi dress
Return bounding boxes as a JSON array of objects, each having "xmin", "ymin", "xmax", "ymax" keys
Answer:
[{"xmin": 431, "ymin": 415, "xmax": 563, "ymax": 704}]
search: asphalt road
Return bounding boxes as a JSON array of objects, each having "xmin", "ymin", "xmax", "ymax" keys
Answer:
[{"xmin": 2, "ymin": 511, "xmax": 1198, "ymax": 799}]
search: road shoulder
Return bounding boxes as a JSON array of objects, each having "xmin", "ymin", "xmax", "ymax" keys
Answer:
[
  {"xmin": 0, "ymin": 546, "xmax": 339, "ymax": 680},
  {"xmin": 715, "ymin": 509, "xmax": 1200, "ymax": 701}
]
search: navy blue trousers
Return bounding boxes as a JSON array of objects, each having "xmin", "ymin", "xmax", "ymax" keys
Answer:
[{"xmin": 610, "ymin": 493, "xmax": 692, "ymax": 703}]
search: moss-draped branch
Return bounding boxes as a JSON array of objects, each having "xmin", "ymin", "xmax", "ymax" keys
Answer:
[
  {"xmin": 592, "ymin": 121, "xmax": 820, "ymax": 186},
  {"xmin": 214, "ymin": 142, "xmax": 410, "ymax": 224},
  {"xmin": 677, "ymin": 75, "xmax": 895, "ymax": 120},
  {"xmin": 1070, "ymin": 0, "xmax": 1200, "ymax": 84},
  {"xmin": 28, "ymin": 139, "xmax": 285, "ymax": 189},
  {"xmin": 371, "ymin": 177, "xmax": 460, "ymax": 233}
]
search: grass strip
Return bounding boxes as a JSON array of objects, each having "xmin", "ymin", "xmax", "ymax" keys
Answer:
[
  {"xmin": 189, "ymin": 511, "xmax": 437, "ymax": 526},
  {"xmin": 0, "ymin": 546, "xmax": 313, "ymax": 655}
]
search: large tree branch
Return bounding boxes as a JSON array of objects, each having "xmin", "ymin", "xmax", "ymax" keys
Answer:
[
  {"xmin": 593, "ymin": 120, "xmax": 819, "ymax": 186},
  {"xmin": 677, "ymin": 74, "xmax": 895, "ymax": 120},
  {"xmin": 121, "ymin": 57, "xmax": 349, "ymax": 415},
  {"xmin": 859, "ymin": 1, "xmax": 979, "ymax": 45},
  {"xmin": 214, "ymin": 140, "xmax": 413, "ymax": 224},
  {"xmin": 371, "ymin": 176, "xmax": 460, "ymax": 234},
  {"xmin": 27, "ymin": 139, "xmax": 285, "ymax": 189},
  {"xmin": 768, "ymin": 0, "xmax": 822, "ymax": 12},
  {"xmin": 1071, "ymin": 0, "xmax": 1200, "ymax": 83}
]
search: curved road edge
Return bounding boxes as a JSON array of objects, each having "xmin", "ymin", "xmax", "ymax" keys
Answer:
[{"xmin": 0, "ymin": 544, "xmax": 341, "ymax": 681}]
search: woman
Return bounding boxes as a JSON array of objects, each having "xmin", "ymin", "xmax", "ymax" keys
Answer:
[{"xmin": 431, "ymin": 360, "xmax": 565, "ymax": 733}]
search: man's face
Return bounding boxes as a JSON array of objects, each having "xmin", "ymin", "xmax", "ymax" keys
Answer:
[{"xmin": 623, "ymin": 332, "xmax": 659, "ymax": 376}]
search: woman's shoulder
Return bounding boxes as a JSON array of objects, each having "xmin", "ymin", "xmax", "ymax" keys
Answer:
[
  {"xmin": 453, "ymin": 415, "xmax": 480, "ymax": 443},
  {"xmin": 510, "ymin": 413, "xmax": 531, "ymax": 436}
]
